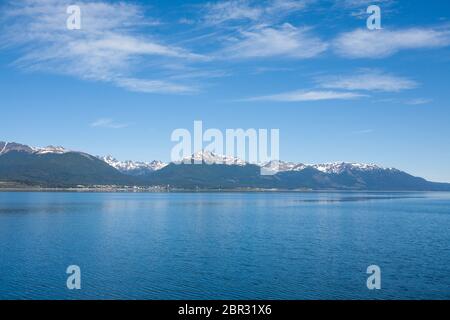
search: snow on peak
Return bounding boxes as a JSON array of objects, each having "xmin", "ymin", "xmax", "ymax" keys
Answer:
[
  {"xmin": 33, "ymin": 145, "xmax": 69, "ymax": 155},
  {"xmin": 150, "ymin": 160, "xmax": 168, "ymax": 171},
  {"xmin": 177, "ymin": 153, "xmax": 388, "ymax": 174},
  {"xmin": 0, "ymin": 141, "xmax": 8, "ymax": 154},
  {"xmin": 1, "ymin": 140, "xmax": 397, "ymax": 176},
  {"xmin": 0, "ymin": 142, "xmax": 34, "ymax": 154},
  {"xmin": 182, "ymin": 150, "xmax": 247, "ymax": 166},
  {"xmin": 261, "ymin": 160, "xmax": 308, "ymax": 172},
  {"xmin": 0, "ymin": 142, "xmax": 69, "ymax": 155},
  {"xmin": 261, "ymin": 161, "xmax": 388, "ymax": 174},
  {"xmin": 100, "ymin": 155, "xmax": 167, "ymax": 175},
  {"xmin": 311, "ymin": 162, "xmax": 383, "ymax": 174}
]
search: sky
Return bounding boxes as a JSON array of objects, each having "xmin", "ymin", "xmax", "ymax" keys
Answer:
[{"xmin": 0, "ymin": 0, "xmax": 450, "ymax": 182}]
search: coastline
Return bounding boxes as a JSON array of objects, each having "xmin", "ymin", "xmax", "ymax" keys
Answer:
[{"xmin": 0, "ymin": 186, "xmax": 445, "ymax": 193}]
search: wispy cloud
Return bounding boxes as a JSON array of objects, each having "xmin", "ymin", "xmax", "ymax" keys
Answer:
[
  {"xmin": 220, "ymin": 23, "xmax": 328, "ymax": 59},
  {"xmin": 335, "ymin": 0, "xmax": 394, "ymax": 13},
  {"xmin": 405, "ymin": 98, "xmax": 433, "ymax": 105},
  {"xmin": 338, "ymin": 0, "xmax": 390, "ymax": 5},
  {"xmin": 244, "ymin": 90, "xmax": 365, "ymax": 102},
  {"xmin": 351, "ymin": 129, "xmax": 374, "ymax": 135},
  {"xmin": 317, "ymin": 70, "xmax": 418, "ymax": 92},
  {"xmin": 0, "ymin": 0, "xmax": 203, "ymax": 94},
  {"xmin": 115, "ymin": 78, "xmax": 198, "ymax": 94},
  {"xmin": 203, "ymin": 0, "xmax": 309, "ymax": 25},
  {"xmin": 1, "ymin": 0, "xmax": 448, "ymax": 99},
  {"xmin": 90, "ymin": 118, "xmax": 130, "ymax": 129},
  {"xmin": 252, "ymin": 66, "xmax": 294, "ymax": 74},
  {"xmin": 334, "ymin": 27, "xmax": 450, "ymax": 58},
  {"xmin": 200, "ymin": 1, "xmax": 327, "ymax": 60},
  {"xmin": 334, "ymin": 0, "xmax": 396, "ymax": 9},
  {"xmin": 204, "ymin": 0, "xmax": 263, "ymax": 24}
]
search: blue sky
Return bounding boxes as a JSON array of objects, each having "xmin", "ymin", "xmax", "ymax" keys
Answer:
[{"xmin": 1, "ymin": 0, "xmax": 450, "ymax": 181}]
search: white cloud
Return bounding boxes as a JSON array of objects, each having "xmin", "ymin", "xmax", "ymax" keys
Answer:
[
  {"xmin": 70, "ymin": 35, "xmax": 205, "ymax": 60},
  {"xmin": 221, "ymin": 23, "xmax": 328, "ymax": 59},
  {"xmin": 202, "ymin": 1, "xmax": 326, "ymax": 60},
  {"xmin": 179, "ymin": 18, "xmax": 196, "ymax": 25},
  {"xmin": 245, "ymin": 90, "xmax": 365, "ymax": 102},
  {"xmin": 0, "ymin": 0, "xmax": 203, "ymax": 94},
  {"xmin": 115, "ymin": 78, "xmax": 198, "ymax": 94},
  {"xmin": 351, "ymin": 129, "xmax": 374, "ymax": 135},
  {"xmin": 336, "ymin": 0, "xmax": 394, "ymax": 13},
  {"xmin": 203, "ymin": 0, "xmax": 309, "ymax": 25},
  {"xmin": 267, "ymin": 0, "xmax": 310, "ymax": 13},
  {"xmin": 405, "ymin": 98, "xmax": 432, "ymax": 105},
  {"xmin": 90, "ymin": 118, "xmax": 130, "ymax": 129},
  {"xmin": 337, "ymin": 0, "xmax": 392, "ymax": 8},
  {"xmin": 334, "ymin": 27, "xmax": 450, "ymax": 58},
  {"xmin": 204, "ymin": 0, "xmax": 263, "ymax": 24},
  {"xmin": 318, "ymin": 70, "xmax": 418, "ymax": 92}
]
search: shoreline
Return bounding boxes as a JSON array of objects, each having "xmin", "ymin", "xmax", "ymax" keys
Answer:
[{"xmin": 0, "ymin": 187, "xmax": 446, "ymax": 193}]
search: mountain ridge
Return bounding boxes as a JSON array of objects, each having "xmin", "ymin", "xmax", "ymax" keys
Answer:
[
  {"xmin": 0, "ymin": 141, "xmax": 449, "ymax": 191},
  {"xmin": 100, "ymin": 150, "xmax": 400, "ymax": 175}
]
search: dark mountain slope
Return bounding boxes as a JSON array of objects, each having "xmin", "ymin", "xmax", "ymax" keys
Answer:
[
  {"xmin": 144, "ymin": 163, "xmax": 450, "ymax": 191},
  {"xmin": 0, "ymin": 151, "xmax": 134, "ymax": 187}
]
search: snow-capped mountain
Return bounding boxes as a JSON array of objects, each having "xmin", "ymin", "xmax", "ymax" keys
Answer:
[
  {"xmin": 100, "ymin": 155, "xmax": 167, "ymax": 176},
  {"xmin": 100, "ymin": 151, "xmax": 246, "ymax": 176},
  {"xmin": 0, "ymin": 141, "xmax": 133, "ymax": 187},
  {"xmin": 1, "ymin": 140, "xmax": 449, "ymax": 191},
  {"xmin": 1, "ymin": 141, "xmax": 396, "ymax": 176},
  {"xmin": 181, "ymin": 151, "xmax": 247, "ymax": 166},
  {"xmin": 161, "ymin": 151, "xmax": 394, "ymax": 174},
  {"xmin": 311, "ymin": 162, "xmax": 396, "ymax": 174},
  {"xmin": 179, "ymin": 152, "xmax": 392, "ymax": 174},
  {"xmin": 33, "ymin": 145, "xmax": 69, "ymax": 155},
  {"xmin": 0, "ymin": 141, "xmax": 69, "ymax": 155},
  {"xmin": 261, "ymin": 161, "xmax": 308, "ymax": 173},
  {"xmin": 262, "ymin": 160, "xmax": 391, "ymax": 174}
]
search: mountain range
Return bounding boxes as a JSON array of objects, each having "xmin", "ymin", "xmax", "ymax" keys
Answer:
[{"xmin": 1, "ymin": 141, "xmax": 449, "ymax": 191}]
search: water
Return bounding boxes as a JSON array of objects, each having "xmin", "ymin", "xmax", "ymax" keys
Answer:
[{"xmin": 0, "ymin": 191, "xmax": 449, "ymax": 300}]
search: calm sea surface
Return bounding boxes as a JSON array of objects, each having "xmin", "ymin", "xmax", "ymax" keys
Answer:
[{"xmin": 0, "ymin": 192, "xmax": 449, "ymax": 300}]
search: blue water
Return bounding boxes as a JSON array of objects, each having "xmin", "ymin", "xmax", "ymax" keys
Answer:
[{"xmin": 0, "ymin": 192, "xmax": 449, "ymax": 300}]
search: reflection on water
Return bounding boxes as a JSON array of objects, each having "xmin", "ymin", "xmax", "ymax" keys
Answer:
[
  {"xmin": 296, "ymin": 195, "xmax": 426, "ymax": 204},
  {"xmin": 0, "ymin": 192, "xmax": 449, "ymax": 300}
]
